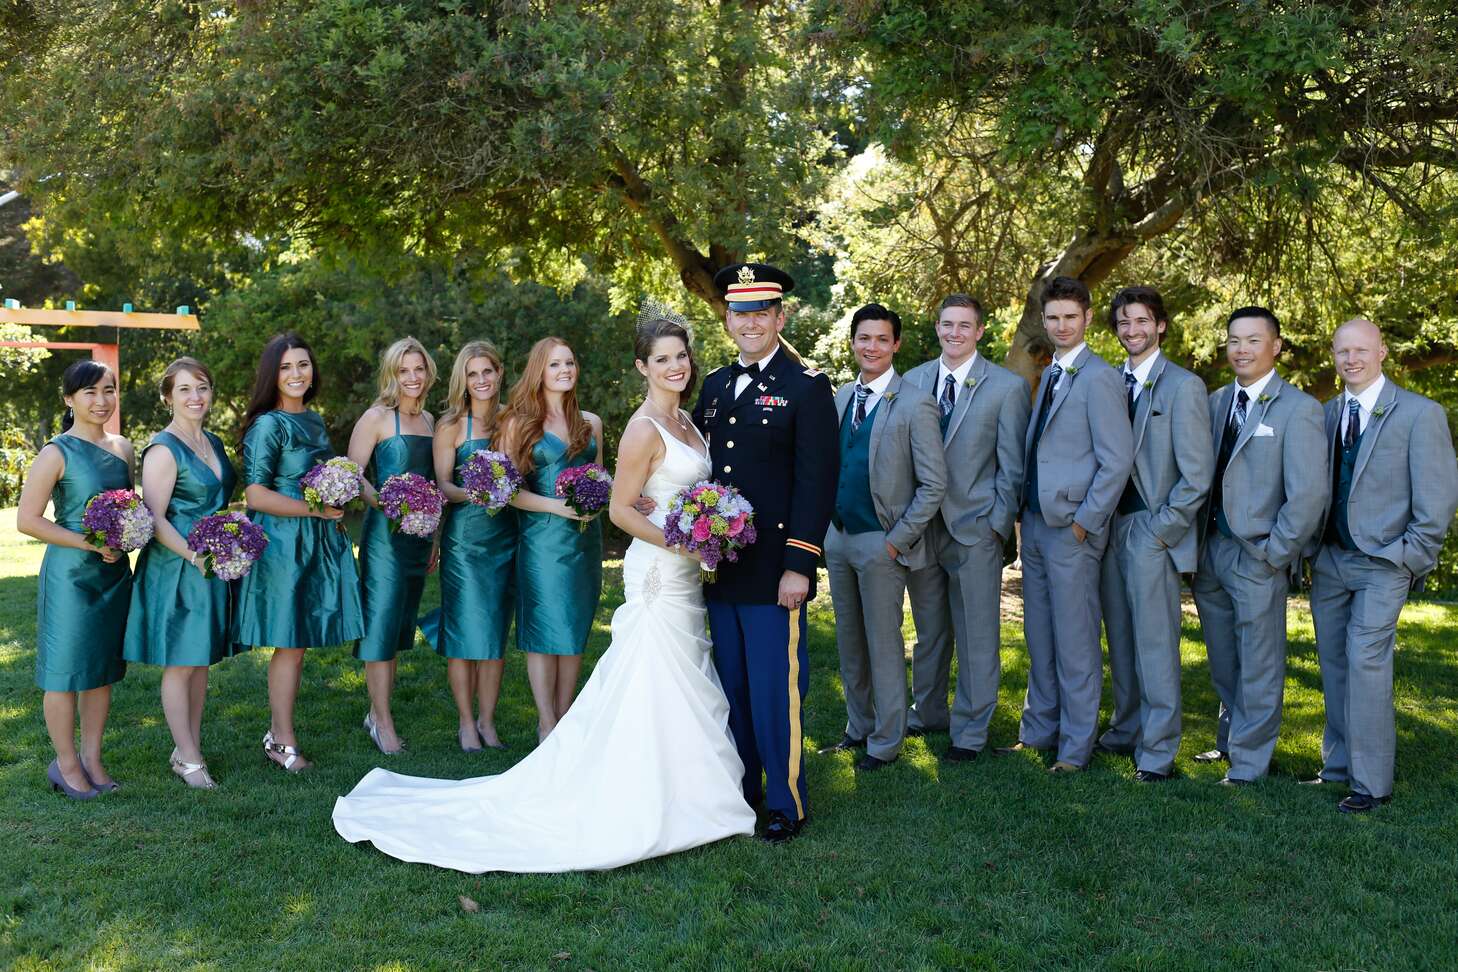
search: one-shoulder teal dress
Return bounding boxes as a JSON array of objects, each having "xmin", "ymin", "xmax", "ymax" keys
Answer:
[
  {"xmin": 514, "ymin": 433, "xmax": 602, "ymax": 655},
  {"xmin": 233, "ymin": 410, "xmax": 364, "ymax": 650},
  {"xmin": 356, "ymin": 410, "xmax": 435, "ymax": 662},
  {"xmin": 420, "ymin": 415, "xmax": 517, "ymax": 660},
  {"xmin": 35, "ymin": 435, "xmax": 132, "ymax": 691},
  {"xmin": 123, "ymin": 430, "xmax": 239, "ymax": 667}
]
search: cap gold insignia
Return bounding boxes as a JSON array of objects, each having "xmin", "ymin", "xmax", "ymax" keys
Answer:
[{"xmin": 736, "ymin": 265, "xmax": 756, "ymax": 285}]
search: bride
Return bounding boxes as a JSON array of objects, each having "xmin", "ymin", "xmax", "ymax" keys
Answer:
[{"xmin": 332, "ymin": 317, "xmax": 756, "ymax": 872}]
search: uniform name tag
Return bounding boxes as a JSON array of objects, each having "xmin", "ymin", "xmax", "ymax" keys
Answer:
[{"xmin": 755, "ymin": 396, "xmax": 788, "ymax": 407}]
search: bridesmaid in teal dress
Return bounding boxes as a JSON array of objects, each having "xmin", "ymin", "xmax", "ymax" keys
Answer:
[
  {"xmin": 17, "ymin": 360, "xmax": 134, "ymax": 799},
  {"xmin": 422, "ymin": 340, "xmax": 515, "ymax": 751},
  {"xmin": 233, "ymin": 333, "xmax": 364, "ymax": 772},
  {"xmin": 346, "ymin": 337, "xmax": 438, "ymax": 755},
  {"xmin": 498, "ymin": 337, "xmax": 604, "ymax": 740},
  {"xmin": 123, "ymin": 358, "xmax": 237, "ymax": 790}
]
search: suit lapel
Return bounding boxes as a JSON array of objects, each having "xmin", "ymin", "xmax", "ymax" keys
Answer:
[
  {"xmin": 1351, "ymin": 380, "xmax": 1399, "ymax": 486},
  {"xmin": 945, "ymin": 355, "xmax": 985, "ymax": 444},
  {"xmin": 835, "ymin": 382, "xmax": 854, "ymax": 422},
  {"xmin": 1043, "ymin": 347, "xmax": 1083, "ymax": 427},
  {"xmin": 868, "ymin": 374, "xmax": 900, "ymax": 471},
  {"xmin": 1212, "ymin": 384, "xmax": 1233, "ymax": 445},
  {"xmin": 1131, "ymin": 356, "xmax": 1166, "ymax": 455},
  {"xmin": 1230, "ymin": 373, "xmax": 1283, "ymax": 461}
]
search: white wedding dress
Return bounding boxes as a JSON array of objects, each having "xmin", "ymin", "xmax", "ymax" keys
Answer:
[{"xmin": 332, "ymin": 417, "xmax": 755, "ymax": 873}]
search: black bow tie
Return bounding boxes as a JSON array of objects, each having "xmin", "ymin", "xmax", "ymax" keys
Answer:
[{"xmin": 731, "ymin": 360, "xmax": 761, "ymax": 378}]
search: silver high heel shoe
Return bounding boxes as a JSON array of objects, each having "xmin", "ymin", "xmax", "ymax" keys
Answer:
[
  {"xmin": 47, "ymin": 759, "xmax": 99, "ymax": 800},
  {"xmin": 363, "ymin": 713, "xmax": 404, "ymax": 755}
]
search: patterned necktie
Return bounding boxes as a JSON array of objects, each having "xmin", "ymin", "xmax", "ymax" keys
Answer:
[
  {"xmin": 1042, "ymin": 363, "xmax": 1063, "ymax": 414},
  {"xmin": 1124, "ymin": 370, "xmax": 1138, "ymax": 421},
  {"xmin": 1232, "ymin": 388, "xmax": 1249, "ymax": 435},
  {"xmin": 939, "ymin": 374, "xmax": 956, "ymax": 432},
  {"xmin": 852, "ymin": 384, "xmax": 870, "ymax": 432},
  {"xmin": 1344, "ymin": 396, "xmax": 1361, "ymax": 448}
]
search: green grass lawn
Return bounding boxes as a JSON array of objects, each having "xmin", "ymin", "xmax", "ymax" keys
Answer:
[{"xmin": 2, "ymin": 507, "xmax": 1456, "ymax": 970}]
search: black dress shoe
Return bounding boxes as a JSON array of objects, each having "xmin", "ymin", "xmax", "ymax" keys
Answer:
[
  {"xmin": 1193, "ymin": 749, "xmax": 1230, "ymax": 764},
  {"xmin": 1218, "ymin": 776, "xmax": 1250, "ymax": 787},
  {"xmin": 1337, "ymin": 792, "xmax": 1391, "ymax": 814},
  {"xmin": 817, "ymin": 735, "xmax": 866, "ymax": 755},
  {"xmin": 759, "ymin": 811, "xmax": 806, "ymax": 843},
  {"xmin": 1133, "ymin": 769, "xmax": 1171, "ymax": 783},
  {"xmin": 855, "ymin": 753, "xmax": 897, "ymax": 772},
  {"xmin": 944, "ymin": 746, "xmax": 980, "ymax": 763}
]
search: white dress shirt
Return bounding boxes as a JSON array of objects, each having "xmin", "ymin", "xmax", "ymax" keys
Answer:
[
  {"xmin": 1123, "ymin": 349, "xmax": 1162, "ymax": 403},
  {"xmin": 1051, "ymin": 342, "xmax": 1087, "ymax": 390},
  {"xmin": 733, "ymin": 345, "xmax": 779, "ymax": 399},
  {"xmin": 937, "ymin": 352, "xmax": 977, "ymax": 393},
  {"xmin": 1228, "ymin": 368, "xmax": 1277, "ymax": 422},
  {"xmin": 852, "ymin": 367, "xmax": 897, "ymax": 421},
  {"xmin": 1342, "ymin": 373, "xmax": 1387, "ymax": 438}
]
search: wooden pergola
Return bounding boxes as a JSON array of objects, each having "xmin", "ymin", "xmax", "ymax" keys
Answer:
[{"xmin": 0, "ymin": 300, "xmax": 201, "ymax": 433}]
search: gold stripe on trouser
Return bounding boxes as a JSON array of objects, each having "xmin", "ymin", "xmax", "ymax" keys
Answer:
[{"xmin": 786, "ymin": 609, "xmax": 805, "ymax": 820}]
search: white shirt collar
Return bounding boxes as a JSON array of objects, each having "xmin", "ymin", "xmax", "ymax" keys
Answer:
[
  {"xmin": 1125, "ymin": 349, "xmax": 1161, "ymax": 385},
  {"xmin": 1344, "ymin": 373, "xmax": 1386, "ymax": 416},
  {"xmin": 738, "ymin": 345, "xmax": 778, "ymax": 371},
  {"xmin": 857, "ymin": 367, "xmax": 896, "ymax": 396},
  {"xmin": 1233, "ymin": 367, "xmax": 1277, "ymax": 407},
  {"xmin": 1052, "ymin": 342, "xmax": 1087, "ymax": 371},
  {"xmin": 937, "ymin": 352, "xmax": 978, "ymax": 388}
]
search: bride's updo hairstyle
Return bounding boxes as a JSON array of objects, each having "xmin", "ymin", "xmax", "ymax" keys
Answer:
[{"xmin": 634, "ymin": 318, "xmax": 699, "ymax": 407}]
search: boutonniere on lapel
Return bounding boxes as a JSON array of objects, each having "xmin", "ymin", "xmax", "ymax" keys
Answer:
[
  {"xmin": 1063, "ymin": 365, "xmax": 1081, "ymax": 377},
  {"xmin": 1142, "ymin": 378, "xmax": 1155, "ymax": 391},
  {"xmin": 1256, "ymin": 393, "xmax": 1272, "ymax": 405},
  {"xmin": 1371, "ymin": 404, "xmax": 1390, "ymax": 418},
  {"xmin": 963, "ymin": 377, "xmax": 978, "ymax": 389},
  {"xmin": 882, "ymin": 391, "xmax": 898, "ymax": 403}
]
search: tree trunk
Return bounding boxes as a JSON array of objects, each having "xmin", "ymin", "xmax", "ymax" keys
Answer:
[{"xmin": 1004, "ymin": 229, "xmax": 1138, "ymax": 391}]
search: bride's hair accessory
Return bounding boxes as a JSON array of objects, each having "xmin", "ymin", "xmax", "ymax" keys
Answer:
[{"xmin": 635, "ymin": 297, "xmax": 692, "ymax": 343}]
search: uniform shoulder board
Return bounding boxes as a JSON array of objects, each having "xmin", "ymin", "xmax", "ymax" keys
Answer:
[{"xmin": 803, "ymin": 367, "xmax": 821, "ymax": 377}]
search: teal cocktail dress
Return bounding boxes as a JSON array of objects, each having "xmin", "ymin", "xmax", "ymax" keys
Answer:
[
  {"xmin": 35, "ymin": 435, "xmax": 132, "ymax": 691},
  {"xmin": 514, "ymin": 433, "xmax": 602, "ymax": 655},
  {"xmin": 420, "ymin": 415, "xmax": 516, "ymax": 660},
  {"xmin": 355, "ymin": 410, "xmax": 435, "ymax": 662},
  {"xmin": 233, "ymin": 410, "xmax": 364, "ymax": 650},
  {"xmin": 123, "ymin": 430, "xmax": 239, "ymax": 667}
]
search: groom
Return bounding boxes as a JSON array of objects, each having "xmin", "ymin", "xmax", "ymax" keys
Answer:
[{"xmin": 692, "ymin": 262, "xmax": 839, "ymax": 843}]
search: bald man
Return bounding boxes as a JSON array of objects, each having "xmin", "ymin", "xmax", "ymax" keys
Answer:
[{"xmin": 1303, "ymin": 319, "xmax": 1458, "ymax": 813}]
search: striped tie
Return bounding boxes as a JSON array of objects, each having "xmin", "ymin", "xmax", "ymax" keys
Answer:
[
  {"xmin": 939, "ymin": 374, "xmax": 956, "ymax": 431},
  {"xmin": 1344, "ymin": 397, "xmax": 1360, "ymax": 448},
  {"xmin": 852, "ymin": 384, "xmax": 870, "ymax": 432}
]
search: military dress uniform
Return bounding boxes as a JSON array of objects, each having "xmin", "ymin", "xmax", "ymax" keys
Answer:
[{"xmin": 691, "ymin": 263, "xmax": 839, "ymax": 833}]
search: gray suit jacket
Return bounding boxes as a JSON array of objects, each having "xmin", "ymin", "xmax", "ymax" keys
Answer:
[
  {"xmin": 1023, "ymin": 347, "xmax": 1134, "ymax": 535},
  {"xmin": 1306, "ymin": 378, "xmax": 1458, "ymax": 577},
  {"xmin": 834, "ymin": 373, "xmax": 948, "ymax": 569},
  {"xmin": 1199, "ymin": 371, "xmax": 1327, "ymax": 569},
  {"xmin": 1126, "ymin": 355, "xmax": 1215, "ymax": 573},
  {"xmin": 904, "ymin": 355, "xmax": 1030, "ymax": 546}
]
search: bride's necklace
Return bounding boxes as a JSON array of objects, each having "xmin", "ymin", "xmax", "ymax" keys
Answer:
[{"xmin": 648, "ymin": 403, "xmax": 690, "ymax": 432}]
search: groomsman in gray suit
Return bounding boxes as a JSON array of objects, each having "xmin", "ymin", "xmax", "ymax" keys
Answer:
[
  {"xmin": 998, "ymin": 276, "xmax": 1133, "ymax": 773},
  {"xmin": 1097, "ymin": 287, "xmax": 1214, "ymax": 781},
  {"xmin": 1192, "ymin": 306, "xmax": 1327, "ymax": 784},
  {"xmin": 821, "ymin": 304, "xmax": 947, "ymax": 771},
  {"xmin": 902, "ymin": 295, "xmax": 1030, "ymax": 762},
  {"xmin": 1304, "ymin": 318, "xmax": 1458, "ymax": 812}
]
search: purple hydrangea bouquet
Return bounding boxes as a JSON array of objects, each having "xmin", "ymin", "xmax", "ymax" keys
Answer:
[
  {"xmin": 300, "ymin": 456, "xmax": 365, "ymax": 513},
  {"xmin": 81, "ymin": 489, "xmax": 155, "ymax": 552},
  {"xmin": 378, "ymin": 472, "xmax": 446, "ymax": 537},
  {"xmin": 459, "ymin": 449, "xmax": 522, "ymax": 515},
  {"xmin": 555, "ymin": 462, "xmax": 612, "ymax": 533},
  {"xmin": 186, "ymin": 511, "xmax": 269, "ymax": 580},
  {"xmin": 662, "ymin": 480, "xmax": 757, "ymax": 582}
]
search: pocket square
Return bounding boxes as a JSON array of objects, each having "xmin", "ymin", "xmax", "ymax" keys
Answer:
[{"xmin": 1253, "ymin": 423, "xmax": 1276, "ymax": 437}]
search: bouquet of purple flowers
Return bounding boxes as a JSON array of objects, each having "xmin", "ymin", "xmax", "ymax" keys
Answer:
[
  {"xmin": 186, "ymin": 511, "xmax": 269, "ymax": 580},
  {"xmin": 81, "ymin": 489, "xmax": 155, "ymax": 552},
  {"xmin": 301, "ymin": 457, "xmax": 365, "ymax": 513},
  {"xmin": 378, "ymin": 472, "xmax": 446, "ymax": 537},
  {"xmin": 459, "ymin": 449, "xmax": 521, "ymax": 515},
  {"xmin": 555, "ymin": 462, "xmax": 612, "ymax": 533},
  {"xmin": 662, "ymin": 480, "xmax": 758, "ymax": 582}
]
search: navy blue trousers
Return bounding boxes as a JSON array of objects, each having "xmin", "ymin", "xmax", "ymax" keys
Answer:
[{"xmin": 706, "ymin": 601, "xmax": 810, "ymax": 821}]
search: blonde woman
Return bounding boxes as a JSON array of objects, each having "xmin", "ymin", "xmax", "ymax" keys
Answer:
[
  {"xmin": 422, "ymin": 341, "xmax": 515, "ymax": 751},
  {"xmin": 346, "ymin": 336, "xmax": 438, "ymax": 754}
]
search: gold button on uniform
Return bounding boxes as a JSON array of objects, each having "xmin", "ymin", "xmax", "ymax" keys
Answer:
[
  {"xmin": 777, "ymin": 522, "xmax": 784, "ymax": 529},
  {"xmin": 729, "ymin": 417, "xmax": 736, "ymax": 425},
  {"xmin": 723, "ymin": 465, "xmax": 732, "ymax": 474},
  {"xmin": 726, "ymin": 441, "xmax": 734, "ymax": 448},
  {"xmin": 761, "ymin": 418, "xmax": 768, "ymax": 424}
]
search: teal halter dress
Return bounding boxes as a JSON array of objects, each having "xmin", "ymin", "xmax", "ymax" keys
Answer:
[
  {"xmin": 514, "ymin": 433, "xmax": 602, "ymax": 655},
  {"xmin": 355, "ymin": 410, "xmax": 435, "ymax": 662},
  {"xmin": 233, "ymin": 410, "xmax": 364, "ymax": 650},
  {"xmin": 35, "ymin": 435, "xmax": 132, "ymax": 691},
  {"xmin": 123, "ymin": 430, "xmax": 239, "ymax": 667},
  {"xmin": 419, "ymin": 414, "xmax": 517, "ymax": 660}
]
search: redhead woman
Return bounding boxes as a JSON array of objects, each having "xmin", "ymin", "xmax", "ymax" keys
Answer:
[
  {"xmin": 497, "ymin": 337, "xmax": 604, "ymax": 740},
  {"xmin": 233, "ymin": 333, "xmax": 364, "ymax": 772},
  {"xmin": 123, "ymin": 358, "xmax": 238, "ymax": 789},
  {"xmin": 17, "ymin": 360, "xmax": 134, "ymax": 799},
  {"xmin": 346, "ymin": 337, "xmax": 438, "ymax": 754}
]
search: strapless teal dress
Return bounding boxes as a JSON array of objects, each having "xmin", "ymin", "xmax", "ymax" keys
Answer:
[
  {"xmin": 419, "ymin": 416, "xmax": 516, "ymax": 660},
  {"xmin": 233, "ymin": 410, "xmax": 364, "ymax": 650},
  {"xmin": 356, "ymin": 410, "xmax": 435, "ymax": 662},
  {"xmin": 514, "ymin": 433, "xmax": 602, "ymax": 655},
  {"xmin": 123, "ymin": 430, "xmax": 239, "ymax": 666},
  {"xmin": 35, "ymin": 435, "xmax": 132, "ymax": 691}
]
